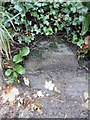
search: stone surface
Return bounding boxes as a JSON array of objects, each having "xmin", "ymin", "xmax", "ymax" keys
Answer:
[
  {"xmin": 0, "ymin": 42, "xmax": 89, "ymax": 118},
  {"xmin": 24, "ymin": 43, "xmax": 88, "ymax": 118}
]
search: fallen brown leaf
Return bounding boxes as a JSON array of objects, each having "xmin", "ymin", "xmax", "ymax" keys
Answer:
[
  {"xmin": 32, "ymin": 93, "xmax": 37, "ymax": 98},
  {"xmin": 83, "ymin": 92, "xmax": 89, "ymax": 100},
  {"xmin": 29, "ymin": 101, "xmax": 43, "ymax": 112},
  {"xmin": 0, "ymin": 86, "xmax": 2, "ymax": 91},
  {"xmin": 23, "ymin": 98, "xmax": 31, "ymax": 108},
  {"xmin": 37, "ymin": 108, "xmax": 43, "ymax": 115},
  {"xmin": 54, "ymin": 87, "xmax": 60, "ymax": 97},
  {"xmin": 5, "ymin": 84, "xmax": 12, "ymax": 94},
  {"xmin": 29, "ymin": 104, "xmax": 34, "ymax": 111},
  {"xmin": 33, "ymin": 101, "xmax": 42, "ymax": 110},
  {"xmin": 1, "ymin": 86, "xmax": 19, "ymax": 104},
  {"xmin": 23, "ymin": 77, "xmax": 30, "ymax": 87},
  {"xmin": 82, "ymin": 100, "xmax": 90, "ymax": 110}
]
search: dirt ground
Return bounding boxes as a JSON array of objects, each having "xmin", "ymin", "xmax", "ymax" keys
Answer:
[{"xmin": 0, "ymin": 40, "xmax": 89, "ymax": 119}]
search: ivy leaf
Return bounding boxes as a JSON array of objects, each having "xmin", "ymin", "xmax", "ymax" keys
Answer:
[
  {"xmin": 71, "ymin": 7, "xmax": 76, "ymax": 13},
  {"xmin": 13, "ymin": 54, "xmax": 23, "ymax": 63},
  {"xmin": 72, "ymin": 34, "xmax": 78, "ymax": 44},
  {"xmin": 77, "ymin": 39, "xmax": 84, "ymax": 48},
  {"xmin": 23, "ymin": 36, "xmax": 31, "ymax": 43},
  {"xmin": 44, "ymin": 21, "xmax": 49, "ymax": 26},
  {"xmin": 54, "ymin": 27, "xmax": 58, "ymax": 33},
  {"xmin": 32, "ymin": 11, "xmax": 39, "ymax": 18},
  {"xmin": 14, "ymin": 5, "xmax": 22, "ymax": 12},
  {"xmin": 81, "ymin": 14, "xmax": 90, "ymax": 35},
  {"xmin": 79, "ymin": 16, "xmax": 84, "ymax": 22},
  {"xmin": 20, "ymin": 46, "xmax": 30, "ymax": 57},
  {"xmin": 14, "ymin": 65, "xmax": 25, "ymax": 74},
  {"xmin": 5, "ymin": 69, "xmax": 12, "ymax": 76}
]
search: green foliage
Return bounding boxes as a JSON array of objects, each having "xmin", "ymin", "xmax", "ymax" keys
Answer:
[
  {"xmin": 81, "ymin": 1, "xmax": 90, "ymax": 35},
  {"xmin": 2, "ymin": 2, "xmax": 88, "ymax": 49},
  {"xmin": 5, "ymin": 69, "xmax": 12, "ymax": 76},
  {"xmin": 81, "ymin": 14, "xmax": 90, "ymax": 35},
  {"xmin": 0, "ymin": 7, "xmax": 14, "ymax": 60},
  {"xmin": 5, "ymin": 46, "xmax": 30, "ymax": 84},
  {"xmin": 14, "ymin": 65, "xmax": 25, "ymax": 74},
  {"xmin": 61, "ymin": 2, "xmax": 88, "ymax": 48},
  {"xmin": 13, "ymin": 46, "xmax": 30, "ymax": 63},
  {"xmin": 2, "ymin": 2, "xmax": 89, "ymax": 84},
  {"xmin": 5, "ymin": 64, "xmax": 25, "ymax": 84}
]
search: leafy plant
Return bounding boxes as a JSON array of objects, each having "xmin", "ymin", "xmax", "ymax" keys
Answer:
[
  {"xmin": 13, "ymin": 46, "xmax": 30, "ymax": 63},
  {"xmin": 5, "ymin": 64, "xmax": 25, "ymax": 84},
  {"xmin": 5, "ymin": 46, "xmax": 30, "ymax": 83},
  {"xmin": 0, "ymin": 6, "xmax": 21, "ymax": 60},
  {"xmin": 1, "ymin": 2, "xmax": 89, "ymax": 84},
  {"xmin": 0, "ymin": 9, "xmax": 13, "ymax": 60},
  {"xmin": 81, "ymin": 14, "xmax": 90, "ymax": 35},
  {"xmin": 3, "ymin": 2, "xmax": 88, "ymax": 49}
]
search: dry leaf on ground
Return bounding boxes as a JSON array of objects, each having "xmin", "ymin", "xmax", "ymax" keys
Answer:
[
  {"xmin": 23, "ymin": 98, "xmax": 31, "ymax": 108},
  {"xmin": 37, "ymin": 91, "xmax": 44, "ymax": 97},
  {"xmin": 29, "ymin": 103, "xmax": 34, "ymax": 111},
  {"xmin": 0, "ymin": 86, "xmax": 2, "ymax": 91},
  {"xmin": 4, "ymin": 84, "xmax": 12, "ymax": 94},
  {"xmin": 83, "ymin": 92, "xmax": 89, "ymax": 100},
  {"xmin": 23, "ymin": 77, "xmax": 30, "ymax": 87},
  {"xmin": 36, "ymin": 108, "xmax": 43, "ymax": 115},
  {"xmin": 44, "ymin": 81, "xmax": 54, "ymax": 91},
  {"xmin": 32, "ymin": 94, "xmax": 37, "ymax": 98},
  {"xmin": 29, "ymin": 101, "xmax": 43, "ymax": 113},
  {"xmin": 54, "ymin": 87, "xmax": 60, "ymax": 97},
  {"xmin": 1, "ymin": 86, "xmax": 19, "ymax": 104},
  {"xmin": 82, "ymin": 100, "xmax": 90, "ymax": 110},
  {"xmin": 54, "ymin": 87, "xmax": 60, "ymax": 93},
  {"xmin": 33, "ymin": 101, "xmax": 43, "ymax": 110},
  {"xmin": 16, "ymin": 96, "xmax": 24, "ymax": 108},
  {"xmin": 46, "ymin": 94, "xmax": 49, "ymax": 97}
]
